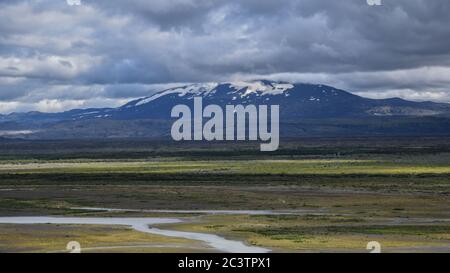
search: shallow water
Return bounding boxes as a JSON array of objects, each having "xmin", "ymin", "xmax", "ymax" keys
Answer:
[
  {"xmin": 72, "ymin": 207, "xmax": 318, "ymax": 215},
  {"xmin": 0, "ymin": 217, "xmax": 269, "ymax": 253}
]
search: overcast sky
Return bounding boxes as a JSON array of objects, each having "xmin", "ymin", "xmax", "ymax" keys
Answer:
[{"xmin": 1, "ymin": 0, "xmax": 450, "ymax": 113}]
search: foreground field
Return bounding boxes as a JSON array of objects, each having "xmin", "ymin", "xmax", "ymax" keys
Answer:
[{"xmin": 0, "ymin": 138, "xmax": 449, "ymax": 253}]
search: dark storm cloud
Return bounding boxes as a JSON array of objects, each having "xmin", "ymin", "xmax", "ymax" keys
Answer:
[{"xmin": 1, "ymin": 0, "xmax": 450, "ymax": 113}]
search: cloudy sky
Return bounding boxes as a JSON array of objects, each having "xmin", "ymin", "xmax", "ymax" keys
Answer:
[{"xmin": 1, "ymin": 0, "xmax": 450, "ymax": 113}]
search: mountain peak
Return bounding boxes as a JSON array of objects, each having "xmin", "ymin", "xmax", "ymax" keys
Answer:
[
  {"xmin": 227, "ymin": 80, "xmax": 294, "ymax": 97},
  {"xmin": 126, "ymin": 80, "xmax": 296, "ymax": 108}
]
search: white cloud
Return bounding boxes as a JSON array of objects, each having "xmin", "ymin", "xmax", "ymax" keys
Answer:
[
  {"xmin": 353, "ymin": 89, "xmax": 450, "ymax": 102},
  {"xmin": 0, "ymin": 54, "xmax": 102, "ymax": 80},
  {"xmin": 0, "ymin": 101, "xmax": 22, "ymax": 113},
  {"xmin": 36, "ymin": 99, "xmax": 85, "ymax": 112},
  {"xmin": 0, "ymin": 98, "xmax": 131, "ymax": 114}
]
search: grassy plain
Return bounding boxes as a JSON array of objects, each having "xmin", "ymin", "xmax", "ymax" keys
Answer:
[{"xmin": 0, "ymin": 137, "xmax": 450, "ymax": 252}]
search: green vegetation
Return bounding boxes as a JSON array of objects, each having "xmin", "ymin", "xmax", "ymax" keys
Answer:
[
  {"xmin": 0, "ymin": 137, "xmax": 450, "ymax": 252},
  {"xmin": 0, "ymin": 224, "xmax": 201, "ymax": 253}
]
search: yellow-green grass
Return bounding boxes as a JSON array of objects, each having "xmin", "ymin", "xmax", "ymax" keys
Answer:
[
  {"xmin": 158, "ymin": 214, "xmax": 450, "ymax": 253},
  {"xmin": 0, "ymin": 155, "xmax": 449, "ymax": 175},
  {"xmin": 0, "ymin": 224, "xmax": 203, "ymax": 253}
]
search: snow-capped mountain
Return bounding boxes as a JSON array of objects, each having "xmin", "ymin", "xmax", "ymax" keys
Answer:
[
  {"xmin": 126, "ymin": 81, "xmax": 295, "ymax": 107},
  {"xmin": 81, "ymin": 80, "xmax": 450, "ymax": 120},
  {"xmin": 1, "ymin": 80, "xmax": 450, "ymax": 139}
]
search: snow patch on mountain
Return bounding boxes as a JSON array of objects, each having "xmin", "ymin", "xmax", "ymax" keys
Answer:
[
  {"xmin": 134, "ymin": 83, "xmax": 219, "ymax": 106},
  {"xmin": 229, "ymin": 81, "xmax": 294, "ymax": 97},
  {"xmin": 130, "ymin": 80, "xmax": 295, "ymax": 107}
]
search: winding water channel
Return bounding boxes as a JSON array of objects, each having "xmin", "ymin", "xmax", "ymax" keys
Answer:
[{"xmin": 0, "ymin": 216, "xmax": 270, "ymax": 253}]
